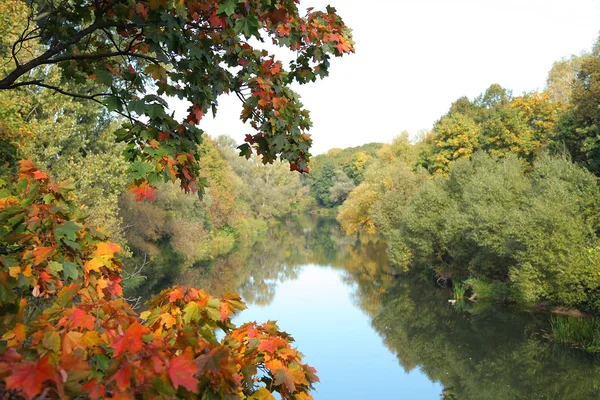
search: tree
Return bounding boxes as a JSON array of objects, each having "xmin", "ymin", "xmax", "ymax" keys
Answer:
[
  {"xmin": 427, "ymin": 113, "xmax": 480, "ymax": 174},
  {"xmin": 0, "ymin": 0, "xmax": 354, "ymax": 198},
  {"xmin": 328, "ymin": 169, "xmax": 355, "ymax": 204},
  {"xmin": 555, "ymin": 44, "xmax": 600, "ymax": 175},
  {"xmin": 0, "ymin": 0, "xmax": 355, "ymax": 397}
]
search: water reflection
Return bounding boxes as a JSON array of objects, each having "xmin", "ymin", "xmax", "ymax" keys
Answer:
[{"xmin": 174, "ymin": 216, "xmax": 600, "ymax": 399}]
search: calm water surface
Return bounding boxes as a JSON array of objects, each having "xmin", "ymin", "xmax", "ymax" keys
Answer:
[{"xmin": 172, "ymin": 216, "xmax": 600, "ymax": 399}]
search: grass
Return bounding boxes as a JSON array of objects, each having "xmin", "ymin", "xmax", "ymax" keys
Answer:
[
  {"xmin": 453, "ymin": 282, "xmax": 466, "ymax": 300},
  {"xmin": 550, "ymin": 316, "xmax": 600, "ymax": 351}
]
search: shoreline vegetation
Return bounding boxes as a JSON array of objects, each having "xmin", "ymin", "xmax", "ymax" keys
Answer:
[{"xmin": 334, "ymin": 35, "xmax": 600, "ymax": 351}]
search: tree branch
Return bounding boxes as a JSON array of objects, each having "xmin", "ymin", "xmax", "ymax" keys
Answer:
[{"xmin": 0, "ymin": 20, "xmax": 139, "ymax": 89}]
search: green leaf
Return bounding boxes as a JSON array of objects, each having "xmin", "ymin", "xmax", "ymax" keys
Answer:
[
  {"xmin": 206, "ymin": 307, "xmax": 220, "ymax": 321},
  {"xmin": 54, "ymin": 221, "xmax": 82, "ymax": 241},
  {"xmin": 63, "ymin": 261, "xmax": 80, "ymax": 281},
  {"xmin": 183, "ymin": 302, "xmax": 202, "ymax": 324},
  {"xmin": 48, "ymin": 262, "xmax": 63, "ymax": 276},
  {"xmin": 217, "ymin": 0, "xmax": 237, "ymax": 16},
  {"xmin": 103, "ymin": 96, "xmax": 122, "ymax": 112},
  {"xmin": 152, "ymin": 378, "xmax": 176, "ymax": 396},
  {"xmin": 129, "ymin": 161, "xmax": 154, "ymax": 180}
]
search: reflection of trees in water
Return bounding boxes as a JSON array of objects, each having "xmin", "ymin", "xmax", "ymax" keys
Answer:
[
  {"xmin": 177, "ymin": 216, "xmax": 384, "ymax": 307},
  {"xmin": 172, "ymin": 216, "xmax": 600, "ymax": 398},
  {"xmin": 369, "ymin": 281, "xmax": 600, "ymax": 399}
]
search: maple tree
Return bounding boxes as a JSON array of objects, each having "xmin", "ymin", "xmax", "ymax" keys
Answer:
[
  {"xmin": 0, "ymin": 0, "xmax": 354, "ymax": 199},
  {"xmin": 0, "ymin": 161, "xmax": 319, "ymax": 398}
]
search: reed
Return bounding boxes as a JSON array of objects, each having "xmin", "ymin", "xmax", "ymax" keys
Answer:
[
  {"xmin": 550, "ymin": 316, "xmax": 600, "ymax": 350},
  {"xmin": 453, "ymin": 282, "xmax": 466, "ymax": 300}
]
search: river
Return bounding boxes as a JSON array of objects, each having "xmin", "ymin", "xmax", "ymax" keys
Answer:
[{"xmin": 171, "ymin": 216, "xmax": 600, "ymax": 399}]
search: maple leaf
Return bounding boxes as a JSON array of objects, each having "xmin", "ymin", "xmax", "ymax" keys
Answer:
[
  {"xmin": 249, "ymin": 387, "xmax": 277, "ymax": 400},
  {"xmin": 1, "ymin": 323, "xmax": 26, "ymax": 347},
  {"xmin": 168, "ymin": 288, "xmax": 183, "ymax": 302},
  {"xmin": 187, "ymin": 105, "xmax": 204, "ymax": 125},
  {"xmin": 159, "ymin": 312, "xmax": 177, "ymax": 329},
  {"xmin": 196, "ymin": 346, "xmax": 229, "ymax": 374},
  {"xmin": 62, "ymin": 331, "xmax": 85, "ymax": 354},
  {"xmin": 158, "ymin": 131, "xmax": 170, "ymax": 141},
  {"xmin": 84, "ymin": 257, "xmax": 104, "ymax": 273},
  {"xmin": 33, "ymin": 170, "xmax": 48, "ymax": 180},
  {"xmin": 82, "ymin": 378, "xmax": 105, "ymax": 400},
  {"xmin": 110, "ymin": 322, "xmax": 149, "ymax": 358},
  {"xmin": 129, "ymin": 181, "xmax": 156, "ymax": 202},
  {"xmin": 168, "ymin": 354, "xmax": 199, "ymax": 393},
  {"xmin": 5, "ymin": 356, "xmax": 55, "ymax": 400},
  {"xmin": 111, "ymin": 363, "xmax": 132, "ymax": 391},
  {"xmin": 95, "ymin": 242, "xmax": 121, "ymax": 258},
  {"xmin": 59, "ymin": 308, "xmax": 96, "ymax": 330},
  {"xmin": 33, "ymin": 246, "xmax": 54, "ymax": 266},
  {"xmin": 258, "ymin": 337, "xmax": 287, "ymax": 353},
  {"xmin": 273, "ymin": 364, "xmax": 306, "ymax": 393}
]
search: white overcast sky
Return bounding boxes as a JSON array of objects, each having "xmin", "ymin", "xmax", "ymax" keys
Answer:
[{"xmin": 174, "ymin": 0, "xmax": 600, "ymax": 155}]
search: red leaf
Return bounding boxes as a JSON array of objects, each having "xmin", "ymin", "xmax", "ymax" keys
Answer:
[
  {"xmin": 159, "ymin": 131, "xmax": 170, "ymax": 141},
  {"xmin": 168, "ymin": 354, "xmax": 199, "ymax": 393},
  {"xmin": 168, "ymin": 288, "xmax": 183, "ymax": 302},
  {"xmin": 208, "ymin": 12, "xmax": 225, "ymax": 28},
  {"xmin": 257, "ymin": 337, "xmax": 287, "ymax": 354},
  {"xmin": 187, "ymin": 105, "xmax": 204, "ymax": 124},
  {"xmin": 105, "ymin": 63, "xmax": 119, "ymax": 76},
  {"xmin": 83, "ymin": 379, "xmax": 105, "ymax": 400},
  {"xmin": 5, "ymin": 356, "xmax": 55, "ymax": 400},
  {"xmin": 110, "ymin": 322, "xmax": 149, "ymax": 358},
  {"xmin": 129, "ymin": 182, "xmax": 156, "ymax": 202},
  {"xmin": 134, "ymin": 3, "xmax": 148, "ymax": 19},
  {"xmin": 58, "ymin": 308, "xmax": 95, "ymax": 330},
  {"xmin": 112, "ymin": 363, "xmax": 131, "ymax": 391}
]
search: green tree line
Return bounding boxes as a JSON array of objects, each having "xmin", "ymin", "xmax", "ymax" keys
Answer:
[{"xmin": 338, "ymin": 35, "xmax": 600, "ymax": 314}]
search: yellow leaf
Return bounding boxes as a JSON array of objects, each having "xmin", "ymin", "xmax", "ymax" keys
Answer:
[
  {"xmin": 83, "ymin": 331, "xmax": 102, "ymax": 347},
  {"xmin": 21, "ymin": 264, "xmax": 32, "ymax": 277},
  {"xmin": 84, "ymin": 257, "xmax": 104, "ymax": 273},
  {"xmin": 8, "ymin": 266, "xmax": 21, "ymax": 278}
]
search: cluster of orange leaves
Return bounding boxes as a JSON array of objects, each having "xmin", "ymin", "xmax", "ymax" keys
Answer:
[{"xmin": 0, "ymin": 161, "xmax": 318, "ymax": 399}]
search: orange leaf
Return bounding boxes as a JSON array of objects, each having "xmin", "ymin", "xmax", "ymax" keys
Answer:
[
  {"xmin": 59, "ymin": 308, "xmax": 96, "ymax": 330},
  {"xmin": 1, "ymin": 323, "xmax": 27, "ymax": 347},
  {"xmin": 5, "ymin": 356, "xmax": 55, "ymax": 400},
  {"xmin": 33, "ymin": 246, "xmax": 54, "ymax": 266},
  {"xmin": 33, "ymin": 170, "xmax": 48, "ymax": 180},
  {"xmin": 95, "ymin": 242, "xmax": 121, "ymax": 258},
  {"xmin": 62, "ymin": 331, "xmax": 85, "ymax": 355},
  {"xmin": 168, "ymin": 354, "xmax": 199, "ymax": 393}
]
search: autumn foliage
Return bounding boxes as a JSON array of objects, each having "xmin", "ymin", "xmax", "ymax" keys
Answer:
[
  {"xmin": 0, "ymin": 0, "xmax": 354, "ymax": 199},
  {"xmin": 0, "ymin": 161, "xmax": 318, "ymax": 399}
]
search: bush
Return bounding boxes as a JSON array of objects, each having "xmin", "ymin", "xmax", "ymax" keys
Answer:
[
  {"xmin": 379, "ymin": 152, "xmax": 600, "ymax": 309},
  {"xmin": 0, "ymin": 162, "xmax": 318, "ymax": 399}
]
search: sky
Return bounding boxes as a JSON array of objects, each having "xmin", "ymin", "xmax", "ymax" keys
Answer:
[{"xmin": 175, "ymin": 0, "xmax": 600, "ymax": 155}]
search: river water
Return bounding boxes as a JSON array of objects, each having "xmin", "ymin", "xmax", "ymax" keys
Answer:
[{"xmin": 174, "ymin": 216, "xmax": 600, "ymax": 399}]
